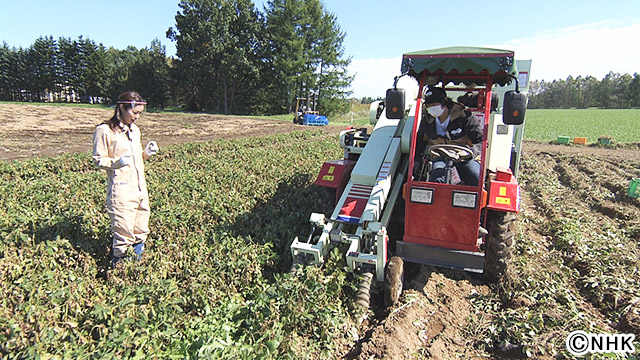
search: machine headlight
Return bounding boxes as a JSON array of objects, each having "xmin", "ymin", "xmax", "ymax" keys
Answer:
[
  {"xmin": 410, "ymin": 187, "xmax": 434, "ymax": 204},
  {"xmin": 452, "ymin": 191, "xmax": 477, "ymax": 209}
]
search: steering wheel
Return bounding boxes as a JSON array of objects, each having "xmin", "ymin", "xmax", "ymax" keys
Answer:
[{"xmin": 429, "ymin": 144, "xmax": 474, "ymax": 162}]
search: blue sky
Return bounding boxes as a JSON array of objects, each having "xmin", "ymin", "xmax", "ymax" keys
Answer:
[{"xmin": 1, "ymin": 0, "xmax": 639, "ymax": 98}]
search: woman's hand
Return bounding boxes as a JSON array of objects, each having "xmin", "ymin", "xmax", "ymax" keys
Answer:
[{"xmin": 144, "ymin": 141, "xmax": 159, "ymax": 157}]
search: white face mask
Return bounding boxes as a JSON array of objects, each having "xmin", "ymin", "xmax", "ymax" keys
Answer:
[{"xmin": 427, "ymin": 104, "xmax": 445, "ymax": 117}]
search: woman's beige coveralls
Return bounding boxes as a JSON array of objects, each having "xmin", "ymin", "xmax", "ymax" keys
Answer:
[{"xmin": 92, "ymin": 122, "xmax": 150, "ymax": 258}]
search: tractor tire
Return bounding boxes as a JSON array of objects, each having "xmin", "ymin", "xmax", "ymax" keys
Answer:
[
  {"xmin": 483, "ymin": 210, "xmax": 516, "ymax": 283},
  {"xmin": 384, "ymin": 256, "xmax": 404, "ymax": 306}
]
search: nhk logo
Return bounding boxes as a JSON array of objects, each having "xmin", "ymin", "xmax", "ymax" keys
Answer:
[{"xmin": 566, "ymin": 330, "xmax": 636, "ymax": 356}]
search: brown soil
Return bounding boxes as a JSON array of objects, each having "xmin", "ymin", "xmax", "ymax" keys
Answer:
[
  {"xmin": 2, "ymin": 103, "xmax": 639, "ymax": 359},
  {"xmin": 351, "ymin": 267, "xmax": 491, "ymax": 360},
  {"xmin": 0, "ymin": 103, "xmax": 345, "ymax": 160}
]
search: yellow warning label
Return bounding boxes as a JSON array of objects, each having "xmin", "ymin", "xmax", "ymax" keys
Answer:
[
  {"xmin": 323, "ymin": 175, "xmax": 335, "ymax": 182},
  {"xmin": 499, "ymin": 186, "xmax": 507, "ymax": 196},
  {"xmin": 496, "ymin": 196, "xmax": 511, "ymax": 205},
  {"xmin": 328, "ymin": 166, "xmax": 335, "ymax": 174}
]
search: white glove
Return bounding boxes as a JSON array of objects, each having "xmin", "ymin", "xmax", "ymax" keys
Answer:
[
  {"xmin": 144, "ymin": 141, "xmax": 159, "ymax": 157},
  {"xmin": 113, "ymin": 153, "xmax": 133, "ymax": 169}
]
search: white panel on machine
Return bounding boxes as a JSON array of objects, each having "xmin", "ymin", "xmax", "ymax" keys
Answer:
[
  {"xmin": 486, "ymin": 113, "xmax": 513, "ymax": 172},
  {"xmin": 361, "ymin": 138, "xmax": 402, "ymax": 223},
  {"xmin": 350, "ymin": 117, "xmax": 399, "ymax": 185}
]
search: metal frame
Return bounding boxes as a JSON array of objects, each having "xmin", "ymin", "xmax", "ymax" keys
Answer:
[
  {"xmin": 396, "ymin": 241, "xmax": 485, "ymax": 273},
  {"xmin": 402, "ymin": 72, "xmax": 493, "ymax": 257}
]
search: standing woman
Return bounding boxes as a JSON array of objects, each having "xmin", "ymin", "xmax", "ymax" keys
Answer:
[{"xmin": 93, "ymin": 91, "xmax": 159, "ymax": 266}]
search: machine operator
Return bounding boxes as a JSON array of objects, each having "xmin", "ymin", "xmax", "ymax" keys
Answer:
[{"xmin": 416, "ymin": 87, "xmax": 483, "ymax": 186}]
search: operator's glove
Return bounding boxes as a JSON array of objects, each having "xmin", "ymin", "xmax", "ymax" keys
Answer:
[
  {"xmin": 113, "ymin": 153, "xmax": 133, "ymax": 169},
  {"xmin": 144, "ymin": 141, "xmax": 159, "ymax": 157}
]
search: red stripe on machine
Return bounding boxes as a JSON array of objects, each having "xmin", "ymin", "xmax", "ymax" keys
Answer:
[{"xmin": 338, "ymin": 196, "xmax": 368, "ymax": 223}]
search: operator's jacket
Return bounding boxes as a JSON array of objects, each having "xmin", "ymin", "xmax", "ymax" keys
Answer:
[
  {"xmin": 92, "ymin": 122, "xmax": 150, "ymax": 258},
  {"xmin": 416, "ymin": 103, "xmax": 484, "ymax": 159}
]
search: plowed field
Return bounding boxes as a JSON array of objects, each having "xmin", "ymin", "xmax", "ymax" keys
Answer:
[{"xmin": 0, "ymin": 103, "xmax": 344, "ymax": 160}]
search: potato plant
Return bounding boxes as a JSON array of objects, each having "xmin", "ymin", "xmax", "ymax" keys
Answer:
[
  {"xmin": 0, "ymin": 131, "xmax": 360, "ymax": 359},
  {"xmin": 467, "ymin": 150, "xmax": 640, "ymax": 358}
]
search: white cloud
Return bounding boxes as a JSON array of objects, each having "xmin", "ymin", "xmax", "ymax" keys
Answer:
[
  {"xmin": 489, "ymin": 20, "xmax": 640, "ymax": 82},
  {"xmin": 348, "ymin": 19, "xmax": 640, "ymax": 98},
  {"xmin": 349, "ymin": 57, "xmax": 403, "ymax": 99}
]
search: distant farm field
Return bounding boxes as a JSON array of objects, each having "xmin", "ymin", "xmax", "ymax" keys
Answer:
[
  {"xmin": 524, "ymin": 108, "xmax": 640, "ymax": 143},
  {"xmin": 2, "ymin": 101, "xmax": 637, "ymax": 145},
  {"xmin": 328, "ymin": 106, "xmax": 640, "ymax": 144}
]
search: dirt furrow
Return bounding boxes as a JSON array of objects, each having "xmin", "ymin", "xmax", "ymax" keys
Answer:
[
  {"xmin": 349, "ymin": 268, "xmax": 490, "ymax": 360},
  {"xmin": 520, "ymin": 146, "xmax": 640, "ymax": 337}
]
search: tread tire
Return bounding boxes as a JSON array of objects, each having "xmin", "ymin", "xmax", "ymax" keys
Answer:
[{"xmin": 483, "ymin": 210, "xmax": 516, "ymax": 283}]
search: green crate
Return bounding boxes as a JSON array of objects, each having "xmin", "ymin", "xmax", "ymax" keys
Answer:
[
  {"xmin": 598, "ymin": 137, "xmax": 612, "ymax": 145},
  {"xmin": 557, "ymin": 136, "xmax": 570, "ymax": 144},
  {"xmin": 629, "ymin": 178, "xmax": 640, "ymax": 198}
]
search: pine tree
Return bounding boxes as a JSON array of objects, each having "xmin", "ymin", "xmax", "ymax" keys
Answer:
[
  {"xmin": 0, "ymin": 43, "xmax": 10, "ymax": 101},
  {"xmin": 265, "ymin": 0, "xmax": 352, "ymax": 116},
  {"xmin": 127, "ymin": 39, "xmax": 171, "ymax": 108},
  {"xmin": 57, "ymin": 37, "xmax": 83, "ymax": 101},
  {"xmin": 167, "ymin": 0, "xmax": 263, "ymax": 114},
  {"xmin": 82, "ymin": 39, "xmax": 108, "ymax": 103},
  {"xmin": 28, "ymin": 36, "xmax": 58, "ymax": 101}
]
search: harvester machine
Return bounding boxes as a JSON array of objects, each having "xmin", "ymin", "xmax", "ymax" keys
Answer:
[
  {"xmin": 293, "ymin": 93, "xmax": 329, "ymax": 126},
  {"xmin": 290, "ymin": 47, "xmax": 531, "ymax": 307}
]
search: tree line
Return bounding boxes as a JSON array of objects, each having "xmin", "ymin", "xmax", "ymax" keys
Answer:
[
  {"xmin": 0, "ymin": 0, "xmax": 351, "ymax": 116},
  {"xmin": 527, "ymin": 72, "xmax": 640, "ymax": 109},
  {"xmin": 0, "ymin": 37, "xmax": 172, "ymax": 108}
]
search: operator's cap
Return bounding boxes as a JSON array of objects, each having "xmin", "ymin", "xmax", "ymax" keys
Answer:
[{"xmin": 424, "ymin": 87, "xmax": 447, "ymax": 104}]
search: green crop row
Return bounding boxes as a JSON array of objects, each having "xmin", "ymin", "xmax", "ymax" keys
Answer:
[
  {"xmin": 523, "ymin": 109, "xmax": 640, "ymax": 144},
  {"xmin": 0, "ymin": 131, "xmax": 362, "ymax": 359}
]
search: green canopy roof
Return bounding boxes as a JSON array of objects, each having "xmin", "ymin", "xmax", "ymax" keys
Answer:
[{"xmin": 401, "ymin": 46, "xmax": 517, "ymax": 86}]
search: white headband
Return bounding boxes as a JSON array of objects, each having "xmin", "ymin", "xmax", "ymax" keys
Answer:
[{"xmin": 117, "ymin": 100, "xmax": 147, "ymax": 106}]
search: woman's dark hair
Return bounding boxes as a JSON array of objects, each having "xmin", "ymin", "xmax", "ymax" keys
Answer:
[
  {"xmin": 104, "ymin": 91, "xmax": 146, "ymax": 130},
  {"xmin": 442, "ymin": 97, "xmax": 455, "ymax": 110}
]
